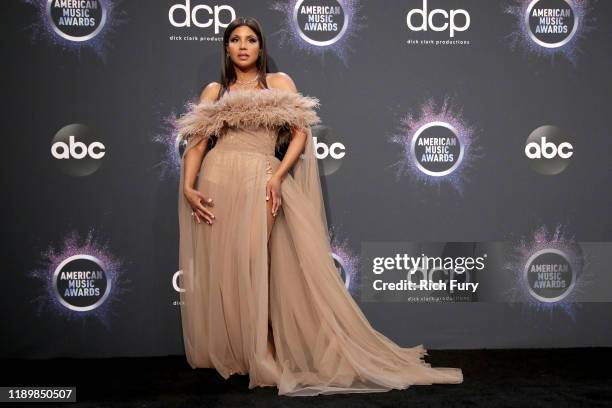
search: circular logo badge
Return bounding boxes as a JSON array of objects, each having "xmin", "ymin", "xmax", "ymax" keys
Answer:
[
  {"xmin": 293, "ymin": 0, "xmax": 348, "ymax": 46},
  {"xmin": 411, "ymin": 121, "xmax": 464, "ymax": 177},
  {"xmin": 51, "ymin": 124, "xmax": 106, "ymax": 177},
  {"xmin": 53, "ymin": 255, "xmax": 111, "ymax": 311},
  {"xmin": 524, "ymin": 125, "xmax": 573, "ymax": 175},
  {"xmin": 331, "ymin": 252, "xmax": 350, "ymax": 289},
  {"xmin": 311, "ymin": 125, "xmax": 345, "ymax": 176},
  {"xmin": 524, "ymin": 248, "xmax": 575, "ymax": 302},
  {"xmin": 525, "ymin": 0, "xmax": 578, "ymax": 48},
  {"xmin": 46, "ymin": 0, "xmax": 107, "ymax": 42}
]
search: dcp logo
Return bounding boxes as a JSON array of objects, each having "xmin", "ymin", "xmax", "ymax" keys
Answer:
[
  {"xmin": 407, "ymin": 0, "xmax": 470, "ymax": 38},
  {"xmin": 169, "ymin": 1, "xmax": 235, "ymax": 33},
  {"xmin": 524, "ymin": 125, "xmax": 573, "ymax": 175}
]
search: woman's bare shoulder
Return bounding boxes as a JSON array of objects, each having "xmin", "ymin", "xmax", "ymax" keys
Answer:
[
  {"xmin": 199, "ymin": 82, "xmax": 222, "ymax": 103},
  {"xmin": 266, "ymin": 72, "xmax": 298, "ymax": 93}
]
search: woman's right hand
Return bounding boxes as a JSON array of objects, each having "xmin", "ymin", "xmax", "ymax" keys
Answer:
[{"xmin": 184, "ymin": 187, "xmax": 215, "ymax": 224}]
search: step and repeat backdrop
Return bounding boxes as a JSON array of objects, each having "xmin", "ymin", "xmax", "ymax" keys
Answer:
[{"xmin": 2, "ymin": 0, "xmax": 611, "ymax": 359}]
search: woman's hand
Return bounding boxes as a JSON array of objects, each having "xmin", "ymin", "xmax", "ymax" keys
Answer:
[
  {"xmin": 184, "ymin": 187, "xmax": 215, "ymax": 224},
  {"xmin": 265, "ymin": 175, "xmax": 282, "ymax": 217}
]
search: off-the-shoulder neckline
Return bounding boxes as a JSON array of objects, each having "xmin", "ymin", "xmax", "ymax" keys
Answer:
[
  {"xmin": 200, "ymin": 88, "xmax": 304, "ymax": 104},
  {"xmin": 223, "ymin": 87, "xmax": 299, "ymax": 96}
]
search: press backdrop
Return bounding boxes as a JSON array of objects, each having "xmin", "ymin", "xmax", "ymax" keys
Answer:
[{"xmin": 2, "ymin": 0, "xmax": 611, "ymax": 359}]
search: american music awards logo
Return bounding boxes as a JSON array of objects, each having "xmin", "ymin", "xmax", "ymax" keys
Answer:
[
  {"xmin": 21, "ymin": 0, "xmax": 126, "ymax": 61},
  {"xmin": 387, "ymin": 96, "xmax": 482, "ymax": 194},
  {"xmin": 503, "ymin": 0, "xmax": 595, "ymax": 65},
  {"xmin": 270, "ymin": 0, "xmax": 366, "ymax": 65},
  {"xmin": 28, "ymin": 229, "xmax": 130, "ymax": 328},
  {"xmin": 505, "ymin": 225, "xmax": 586, "ymax": 318}
]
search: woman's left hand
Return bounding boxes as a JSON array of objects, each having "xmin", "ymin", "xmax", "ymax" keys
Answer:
[{"xmin": 266, "ymin": 175, "xmax": 282, "ymax": 217}]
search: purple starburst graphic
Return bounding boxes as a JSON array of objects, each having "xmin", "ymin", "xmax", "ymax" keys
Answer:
[
  {"xmin": 269, "ymin": 0, "xmax": 367, "ymax": 66},
  {"xmin": 28, "ymin": 228, "xmax": 130, "ymax": 329},
  {"xmin": 152, "ymin": 110, "xmax": 184, "ymax": 180},
  {"xmin": 387, "ymin": 96, "xmax": 481, "ymax": 195},
  {"xmin": 503, "ymin": 0, "xmax": 596, "ymax": 66},
  {"xmin": 21, "ymin": 0, "xmax": 127, "ymax": 63},
  {"xmin": 504, "ymin": 224, "xmax": 589, "ymax": 320},
  {"xmin": 329, "ymin": 226, "xmax": 360, "ymax": 296}
]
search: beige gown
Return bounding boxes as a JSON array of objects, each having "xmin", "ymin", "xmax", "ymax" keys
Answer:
[{"xmin": 176, "ymin": 87, "xmax": 463, "ymax": 396}]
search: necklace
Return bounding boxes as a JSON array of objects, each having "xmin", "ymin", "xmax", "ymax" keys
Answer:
[{"xmin": 235, "ymin": 74, "xmax": 259, "ymax": 86}]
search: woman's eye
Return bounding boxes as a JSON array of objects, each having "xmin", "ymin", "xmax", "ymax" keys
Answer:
[{"xmin": 229, "ymin": 37, "xmax": 257, "ymax": 43}]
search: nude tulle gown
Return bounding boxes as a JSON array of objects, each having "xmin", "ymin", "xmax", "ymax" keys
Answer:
[{"xmin": 176, "ymin": 87, "xmax": 463, "ymax": 396}]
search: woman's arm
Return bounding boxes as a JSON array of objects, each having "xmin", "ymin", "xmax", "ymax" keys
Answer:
[
  {"xmin": 265, "ymin": 72, "xmax": 310, "ymax": 217},
  {"xmin": 183, "ymin": 82, "xmax": 220, "ymax": 191},
  {"xmin": 275, "ymin": 125, "xmax": 307, "ymax": 182},
  {"xmin": 182, "ymin": 82, "xmax": 220, "ymax": 224},
  {"xmin": 183, "ymin": 140, "xmax": 207, "ymax": 192}
]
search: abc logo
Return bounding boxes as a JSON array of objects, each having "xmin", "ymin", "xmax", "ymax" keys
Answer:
[
  {"xmin": 524, "ymin": 125, "xmax": 573, "ymax": 175},
  {"xmin": 525, "ymin": 137, "xmax": 573, "ymax": 159},
  {"xmin": 51, "ymin": 124, "xmax": 105, "ymax": 177},
  {"xmin": 311, "ymin": 126, "xmax": 345, "ymax": 176},
  {"xmin": 52, "ymin": 135, "xmax": 106, "ymax": 160},
  {"xmin": 314, "ymin": 136, "xmax": 345, "ymax": 160},
  {"xmin": 407, "ymin": 0, "xmax": 470, "ymax": 38},
  {"xmin": 169, "ymin": 1, "xmax": 235, "ymax": 33}
]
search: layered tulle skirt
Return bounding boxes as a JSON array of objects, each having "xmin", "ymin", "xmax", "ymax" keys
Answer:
[{"xmin": 178, "ymin": 126, "xmax": 463, "ymax": 396}]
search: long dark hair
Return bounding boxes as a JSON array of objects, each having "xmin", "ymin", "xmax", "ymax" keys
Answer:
[{"xmin": 208, "ymin": 17, "xmax": 292, "ymax": 161}]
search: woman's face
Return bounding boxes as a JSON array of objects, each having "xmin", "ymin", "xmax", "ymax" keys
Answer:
[{"xmin": 226, "ymin": 25, "xmax": 261, "ymax": 68}]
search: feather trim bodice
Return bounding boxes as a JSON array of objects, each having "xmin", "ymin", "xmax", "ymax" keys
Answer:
[{"xmin": 176, "ymin": 88, "xmax": 321, "ymax": 140}]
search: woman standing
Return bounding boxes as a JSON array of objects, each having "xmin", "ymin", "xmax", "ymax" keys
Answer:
[{"xmin": 176, "ymin": 17, "xmax": 463, "ymax": 396}]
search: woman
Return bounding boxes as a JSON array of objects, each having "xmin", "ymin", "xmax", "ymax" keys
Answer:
[{"xmin": 176, "ymin": 17, "xmax": 463, "ymax": 396}]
